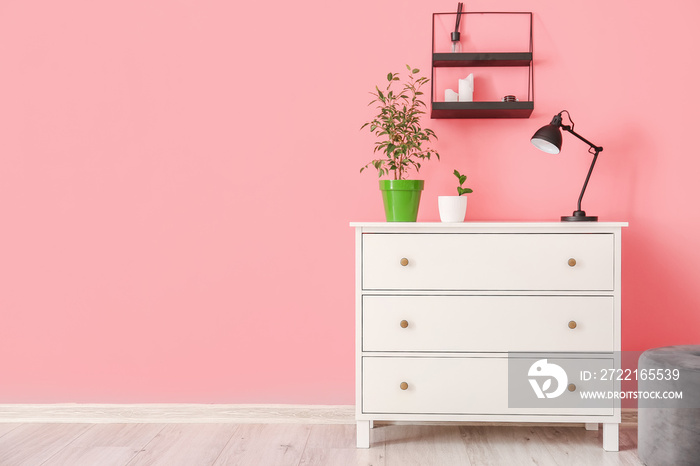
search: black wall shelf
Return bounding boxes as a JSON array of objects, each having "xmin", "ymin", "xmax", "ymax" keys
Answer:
[
  {"xmin": 432, "ymin": 101, "xmax": 534, "ymax": 119},
  {"xmin": 431, "ymin": 11, "xmax": 534, "ymax": 119},
  {"xmin": 433, "ymin": 52, "xmax": 532, "ymax": 68}
]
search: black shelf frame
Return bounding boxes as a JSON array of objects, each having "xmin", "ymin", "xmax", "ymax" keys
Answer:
[{"xmin": 430, "ymin": 11, "xmax": 534, "ymax": 119}]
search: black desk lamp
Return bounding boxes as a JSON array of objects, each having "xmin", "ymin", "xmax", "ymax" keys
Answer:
[{"xmin": 530, "ymin": 110, "xmax": 602, "ymax": 221}]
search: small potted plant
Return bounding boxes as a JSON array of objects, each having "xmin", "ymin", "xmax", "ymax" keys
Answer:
[
  {"xmin": 360, "ymin": 65, "xmax": 439, "ymax": 222},
  {"xmin": 439, "ymin": 169, "xmax": 473, "ymax": 222}
]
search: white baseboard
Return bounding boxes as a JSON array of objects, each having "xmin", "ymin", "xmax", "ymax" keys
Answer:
[
  {"xmin": 0, "ymin": 404, "xmax": 638, "ymax": 426},
  {"xmin": 0, "ymin": 404, "xmax": 355, "ymax": 424}
]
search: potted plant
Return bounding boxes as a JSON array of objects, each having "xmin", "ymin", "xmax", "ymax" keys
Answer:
[
  {"xmin": 438, "ymin": 169, "xmax": 473, "ymax": 222},
  {"xmin": 360, "ymin": 65, "xmax": 440, "ymax": 222}
]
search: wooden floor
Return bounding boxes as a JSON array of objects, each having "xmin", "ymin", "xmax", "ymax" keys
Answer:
[{"xmin": 0, "ymin": 423, "xmax": 642, "ymax": 465}]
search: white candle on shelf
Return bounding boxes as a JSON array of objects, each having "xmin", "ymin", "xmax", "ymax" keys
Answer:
[
  {"xmin": 444, "ymin": 89, "xmax": 459, "ymax": 102},
  {"xmin": 458, "ymin": 73, "xmax": 474, "ymax": 102}
]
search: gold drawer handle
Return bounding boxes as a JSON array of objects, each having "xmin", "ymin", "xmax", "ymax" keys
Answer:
[
  {"xmin": 400, "ymin": 382, "xmax": 409, "ymax": 390},
  {"xmin": 568, "ymin": 383, "xmax": 577, "ymax": 392},
  {"xmin": 400, "ymin": 258, "xmax": 409, "ymax": 267},
  {"xmin": 568, "ymin": 258, "xmax": 577, "ymax": 267},
  {"xmin": 400, "ymin": 320, "xmax": 409, "ymax": 329},
  {"xmin": 568, "ymin": 320, "xmax": 577, "ymax": 329}
]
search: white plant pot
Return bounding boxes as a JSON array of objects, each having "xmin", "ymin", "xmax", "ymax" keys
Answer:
[{"xmin": 438, "ymin": 196, "xmax": 468, "ymax": 222}]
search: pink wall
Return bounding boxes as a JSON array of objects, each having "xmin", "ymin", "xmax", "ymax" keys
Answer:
[{"xmin": 0, "ymin": 0, "xmax": 698, "ymax": 404}]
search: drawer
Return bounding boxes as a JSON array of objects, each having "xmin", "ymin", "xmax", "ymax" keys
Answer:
[
  {"xmin": 362, "ymin": 234, "xmax": 614, "ymax": 291},
  {"xmin": 363, "ymin": 296, "xmax": 614, "ymax": 352},
  {"xmin": 362, "ymin": 356, "xmax": 614, "ymax": 415}
]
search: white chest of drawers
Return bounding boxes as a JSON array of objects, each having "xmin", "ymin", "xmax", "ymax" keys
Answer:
[{"xmin": 352, "ymin": 222, "xmax": 626, "ymax": 451}]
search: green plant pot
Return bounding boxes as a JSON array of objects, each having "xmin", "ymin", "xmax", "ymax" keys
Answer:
[{"xmin": 379, "ymin": 180, "xmax": 425, "ymax": 222}]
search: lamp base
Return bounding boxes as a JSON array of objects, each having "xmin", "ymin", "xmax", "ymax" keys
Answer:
[{"xmin": 561, "ymin": 210, "xmax": 598, "ymax": 222}]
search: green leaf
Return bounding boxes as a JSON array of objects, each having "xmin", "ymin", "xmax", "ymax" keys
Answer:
[
  {"xmin": 387, "ymin": 73, "xmax": 393, "ymax": 81},
  {"xmin": 412, "ymin": 68, "xmax": 419, "ymax": 74}
]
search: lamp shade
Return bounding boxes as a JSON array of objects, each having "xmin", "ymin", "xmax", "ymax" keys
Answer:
[{"xmin": 531, "ymin": 123, "xmax": 562, "ymax": 154}]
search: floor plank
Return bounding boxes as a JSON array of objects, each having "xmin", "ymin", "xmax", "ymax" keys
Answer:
[
  {"xmin": 0, "ymin": 424, "xmax": 21, "ymax": 439},
  {"xmin": 40, "ymin": 423, "xmax": 165, "ymax": 466},
  {"xmin": 0, "ymin": 422, "xmax": 643, "ymax": 465},
  {"xmin": 0, "ymin": 423, "xmax": 92, "ymax": 466},
  {"xmin": 125, "ymin": 423, "xmax": 238, "ymax": 466},
  {"xmin": 213, "ymin": 423, "xmax": 311, "ymax": 466},
  {"xmin": 458, "ymin": 425, "xmax": 558, "ymax": 466},
  {"xmin": 534, "ymin": 425, "xmax": 642, "ymax": 466},
  {"xmin": 385, "ymin": 425, "xmax": 473, "ymax": 466},
  {"xmin": 298, "ymin": 423, "xmax": 386, "ymax": 466}
]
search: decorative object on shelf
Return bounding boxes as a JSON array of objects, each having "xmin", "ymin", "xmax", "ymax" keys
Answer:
[
  {"xmin": 458, "ymin": 74, "xmax": 474, "ymax": 102},
  {"xmin": 451, "ymin": 2, "xmax": 464, "ymax": 53},
  {"xmin": 361, "ymin": 65, "xmax": 440, "ymax": 222},
  {"xmin": 502, "ymin": 95, "xmax": 518, "ymax": 102},
  {"xmin": 438, "ymin": 169, "xmax": 473, "ymax": 222},
  {"xmin": 444, "ymin": 89, "xmax": 459, "ymax": 101},
  {"xmin": 431, "ymin": 11, "xmax": 533, "ymax": 118},
  {"xmin": 530, "ymin": 110, "xmax": 603, "ymax": 222}
]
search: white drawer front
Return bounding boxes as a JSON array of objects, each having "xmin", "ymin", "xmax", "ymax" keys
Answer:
[
  {"xmin": 363, "ymin": 296, "xmax": 614, "ymax": 352},
  {"xmin": 362, "ymin": 234, "xmax": 614, "ymax": 291},
  {"xmin": 362, "ymin": 357, "xmax": 613, "ymax": 415}
]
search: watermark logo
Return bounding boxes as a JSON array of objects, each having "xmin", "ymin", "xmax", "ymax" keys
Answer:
[{"xmin": 528, "ymin": 359, "xmax": 568, "ymax": 399}]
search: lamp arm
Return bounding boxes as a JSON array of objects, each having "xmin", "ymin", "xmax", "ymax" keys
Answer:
[
  {"xmin": 561, "ymin": 125, "xmax": 603, "ymax": 213},
  {"xmin": 576, "ymin": 149, "xmax": 600, "ymax": 212},
  {"xmin": 561, "ymin": 125, "xmax": 603, "ymax": 153}
]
